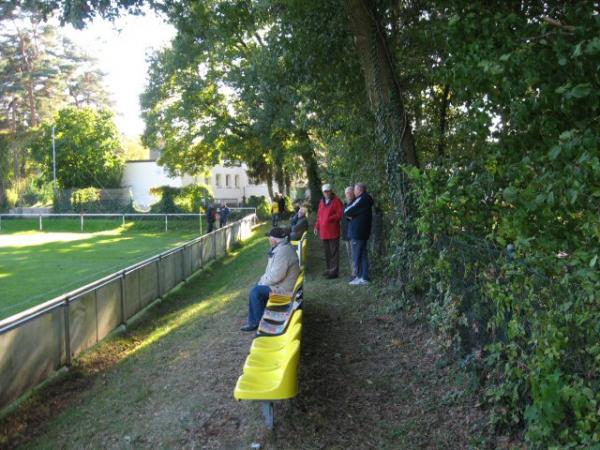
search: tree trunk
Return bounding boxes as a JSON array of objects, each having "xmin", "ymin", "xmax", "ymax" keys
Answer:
[
  {"xmin": 345, "ymin": 0, "xmax": 418, "ymax": 221},
  {"xmin": 266, "ymin": 170, "xmax": 274, "ymax": 199},
  {"xmin": 297, "ymin": 131, "xmax": 322, "ymax": 213},
  {"xmin": 284, "ymin": 171, "xmax": 292, "ymax": 197}
]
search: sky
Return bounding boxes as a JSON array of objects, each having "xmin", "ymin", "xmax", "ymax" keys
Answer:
[{"xmin": 61, "ymin": 10, "xmax": 176, "ymax": 137}]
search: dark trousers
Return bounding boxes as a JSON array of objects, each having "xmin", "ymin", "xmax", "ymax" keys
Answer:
[
  {"xmin": 322, "ymin": 238, "xmax": 340, "ymax": 276},
  {"xmin": 344, "ymin": 240, "xmax": 356, "ymax": 277},
  {"xmin": 272, "ymin": 213, "xmax": 280, "ymax": 227},
  {"xmin": 248, "ymin": 284, "xmax": 272, "ymax": 327},
  {"xmin": 351, "ymin": 239, "xmax": 369, "ymax": 281},
  {"xmin": 207, "ymin": 220, "xmax": 215, "ymax": 233}
]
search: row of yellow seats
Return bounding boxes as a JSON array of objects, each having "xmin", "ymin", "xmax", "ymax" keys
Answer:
[{"xmin": 234, "ymin": 309, "xmax": 303, "ymax": 400}]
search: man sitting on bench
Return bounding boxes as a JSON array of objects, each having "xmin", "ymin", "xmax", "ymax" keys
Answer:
[{"xmin": 240, "ymin": 227, "xmax": 300, "ymax": 332}]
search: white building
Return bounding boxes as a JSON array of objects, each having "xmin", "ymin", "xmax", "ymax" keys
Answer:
[{"xmin": 122, "ymin": 159, "xmax": 277, "ymax": 208}]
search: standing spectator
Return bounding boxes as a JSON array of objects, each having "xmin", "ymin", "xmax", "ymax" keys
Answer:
[
  {"xmin": 289, "ymin": 207, "xmax": 309, "ymax": 240},
  {"xmin": 271, "ymin": 196, "xmax": 280, "ymax": 226},
  {"xmin": 344, "ymin": 182, "xmax": 374, "ymax": 285},
  {"xmin": 342, "ymin": 186, "xmax": 357, "ymax": 280},
  {"xmin": 240, "ymin": 227, "xmax": 300, "ymax": 332},
  {"xmin": 314, "ymin": 184, "xmax": 344, "ymax": 279},
  {"xmin": 206, "ymin": 203, "xmax": 217, "ymax": 233},
  {"xmin": 219, "ymin": 202, "xmax": 230, "ymax": 227},
  {"xmin": 290, "ymin": 200, "xmax": 302, "ymax": 227},
  {"xmin": 277, "ymin": 193, "xmax": 286, "ymax": 220}
]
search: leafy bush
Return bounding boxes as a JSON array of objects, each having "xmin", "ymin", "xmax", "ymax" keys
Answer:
[
  {"xmin": 256, "ymin": 197, "xmax": 271, "ymax": 221},
  {"xmin": 71, "ymin": 187, "xmax": 102, "ymax": 212},
  {"xmin": 150, "ymin": 184, "xmax": 213, "ymax": 213},
  {"xmin": 246, "ymin": 195, "xmax": 265, "ymax": 208}
]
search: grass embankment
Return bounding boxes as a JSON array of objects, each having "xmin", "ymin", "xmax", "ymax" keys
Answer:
[
  {"xmin": 0, "ymin": 221, "xmax": 198, "ymax": 319},
  {"xmin": 1, "ymin": 224, "xmax": 488, "ymax": 449}
]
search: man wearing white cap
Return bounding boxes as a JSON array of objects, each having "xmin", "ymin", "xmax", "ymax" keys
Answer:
[{"xmin": 314, "ymin": 183, "xmax": 344, "ymax": 279}]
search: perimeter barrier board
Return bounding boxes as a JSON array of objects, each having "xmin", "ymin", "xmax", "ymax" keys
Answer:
[
  {"xmin": 68, "ymin": 291, "xmax": 98, "ymax": 357},
  {"xmin": 139, "ymin": 263, "xmax": 159, "ymax": 309},
  {"xmin": 0, "ymin": 306, "xmax": 66, "ymax": 407},
  {"xmin": 123, "ymin": 270, "xmax": 141, "ymax": 321},
  {"xmin": 96, "ymin": 279, "xmax": 122, "ymax": 341}
]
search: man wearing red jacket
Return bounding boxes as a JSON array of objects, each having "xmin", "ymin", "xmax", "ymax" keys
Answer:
[{"xmin": 314, "ymin": 184, "xmax": 344, "ymax": 279}]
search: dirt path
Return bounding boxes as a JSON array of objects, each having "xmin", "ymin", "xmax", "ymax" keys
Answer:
[{"xmin": 1, "ymin": 227, "xmax": 486, "ymax": 449}]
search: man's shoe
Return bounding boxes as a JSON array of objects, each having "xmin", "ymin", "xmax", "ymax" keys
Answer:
[
  {"xmin": 357, "ymin": 278, "xmax": 370, "ymax": 285},
  {"xmin": 349, "ymin": 278, "xmax": 361, "ymax": 285},
  {"xmin": 240, "ymin": 324, "xmax": 258, "ymax": 332}
]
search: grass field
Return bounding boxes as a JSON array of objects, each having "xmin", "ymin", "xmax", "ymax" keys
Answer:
[{"xmin": 0, "ymin": 218, "xmax": 204, "ymax": 320}]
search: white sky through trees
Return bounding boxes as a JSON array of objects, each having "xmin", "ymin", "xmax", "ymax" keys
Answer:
[{"xmin": 61, "ymin": 9, "xmax": 175, "ymax": 138}]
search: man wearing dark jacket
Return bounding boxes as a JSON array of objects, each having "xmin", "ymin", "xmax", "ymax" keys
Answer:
[{"xmin": 344, "ymin": 182, "xmax": 373, "ymax": 285}]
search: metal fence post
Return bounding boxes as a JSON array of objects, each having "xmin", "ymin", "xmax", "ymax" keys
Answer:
[
  {"xmin": 199, "ymin": 214, "xmax": 203, "ymax": 235},
  {"xmin": 39, "ymin": 214, "xmax": 42, "ymax": 231},
  {"xmin": 0, "ymin": 215, "xmax": 2, "ymax": 231},
  {"xmin": 165, "ymin": 214, "xmax": 168, "ymax": 232},
  {"xmin": 120, "ymin": 271, "xmax": 126, "ymax": 326},
  {"xmin": 80, "ymin": 214, "xmax": 84, "ymax": 232},
  {"xmin": 64, "ymin": 297, "xmax": 71, "ymax": 367},
  {"xmin": 212, "ymin": 231, "xmax": 217, "ymax": 260},
  {"xmin": 122, "ymin": 214, "xmax": 125, "ymax": 227},
  {"xmin": 157, "ymin": 256, "xmax": 162, "ymax": 299}
]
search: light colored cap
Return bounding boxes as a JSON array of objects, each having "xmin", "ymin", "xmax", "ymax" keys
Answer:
[{"xmin": 322, "ymin": 184, "xmax": 332, "ymax": 192}]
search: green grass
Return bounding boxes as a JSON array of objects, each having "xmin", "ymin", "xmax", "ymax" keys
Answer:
[
  {"xmin": 1, "ymin": 225, "xmax": 489, "ymax": 449},
  {"xmin": 0, "ymin": 221, "xmax": 201, "ymax": 320}
]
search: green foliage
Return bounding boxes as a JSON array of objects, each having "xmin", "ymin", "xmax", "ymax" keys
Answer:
[
  {"xmin": 246, "ymin": 195, "xmax": 265, "ymax": 208},
  {"xmin": 31, "ymin": 107, "xmax": 124, "ymax": 189},
  {"xmin": 70, "ymin": 187, "xmax": 101, "ymax": 212},
  {"xmin": 150, "ymin": 184, "xmax": 213, "ymax": 213},
  {"xmin": 255, "ymin": 198, "xmax": 271, "ymax": 222}
]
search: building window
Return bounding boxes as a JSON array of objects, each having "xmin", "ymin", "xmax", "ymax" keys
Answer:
[
  {"xmin": 234, "ymin": 175, "xmax": 240, "ymax": 188},
  {"xmin": 216, "ymin": 174, "xmax": 222, "ymax": 187},
  {"xmin": 204, "ymin": 177, "xmax": 210, "ymax": 185},
  {"xmin": 226, "ymin": 174, "xmax": 231, "ymax": 188}
]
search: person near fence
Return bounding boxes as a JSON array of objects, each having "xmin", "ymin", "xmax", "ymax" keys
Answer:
[
  {"xmin": 206, "ymin": 203, "xmax": 217, "ymax": 233},
  {"xmin": 277, "ymin": 193, "xmax": 286, "ymax": 220},
  {"xmin": 289, "ymin": 207, "xmax": 309, "ymax": 241},
  {"xmin": 271, "ymin": 197, "xmax": 280, "ymax": 227},
  {"xmin": 219, "ymin": 202, "xmax": 230, "ymax": 227},
  {"xmin": 344, "ymin": 182, "xmax": 374, "ymax": 285},
  {"xmin": 342, "ymin": 186, "xmax": 357, "ymax": 280},
  {"xmin": 314, "ymin": 183, "xmax": 344, "ymax": 279},
  {"xmin": 241, "ymin": 227, "xmax": 300, "ymax": 332}
]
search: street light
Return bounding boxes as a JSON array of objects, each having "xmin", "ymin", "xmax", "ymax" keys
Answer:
[{"xmin": 52, "ymin": 125, "xmax": 57, "ymax": 192}]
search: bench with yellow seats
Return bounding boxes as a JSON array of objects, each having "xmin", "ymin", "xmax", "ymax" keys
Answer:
[{"xmin": 234, "ymin": 266, "xmax": 306, "ymax": 429}]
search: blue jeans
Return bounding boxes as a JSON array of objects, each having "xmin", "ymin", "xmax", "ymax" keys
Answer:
[
  {"xmin": 351, "ymin": 240, "xmax": 369, "ymax": 281},
  {"xmin": 248, "ymin": 284, "xmax": 272, "ymax": 327},
  {"xmin": 272, "ymin": 214, "xmax": 280, "ymax": 226}
]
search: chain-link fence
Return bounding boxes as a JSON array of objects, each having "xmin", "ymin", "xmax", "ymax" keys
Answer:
[{"xmin": 0, "ymin": 213, "xmax": 257, "ymax": 409}]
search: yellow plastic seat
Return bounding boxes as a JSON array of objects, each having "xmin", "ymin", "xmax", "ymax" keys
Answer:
[
  {"xmin": 244, "ymin": 337, "xmax": 300, "ymax": 371},
  {"xmin": 266, "ymin": 292, "xmax": 293, "ymax": 307},
  {"xmin": 250, "ymin": 323, "xmax": 302, "ymax": 353},
  {"xmin": 265, "ymin": 272, "xmax": 304, "ymax": 307},
  {"xmin": 234, "ymin": 340, "xmax": 300, "ymax": 400}
]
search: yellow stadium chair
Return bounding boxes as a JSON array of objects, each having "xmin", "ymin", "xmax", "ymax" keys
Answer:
[{"xmin": 234, "ymin": 340, "xmax": 300, "ymax": 401}]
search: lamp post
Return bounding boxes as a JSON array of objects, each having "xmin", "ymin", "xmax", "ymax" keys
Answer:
[{"xmin": 52, "ymin": 125, "xmax": 57, "ymax": 192}]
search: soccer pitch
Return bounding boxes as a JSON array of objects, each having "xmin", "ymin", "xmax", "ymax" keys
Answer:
[{"xmin": 0, "ymin": 219, "xmax": 201, "ymax": 320}]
